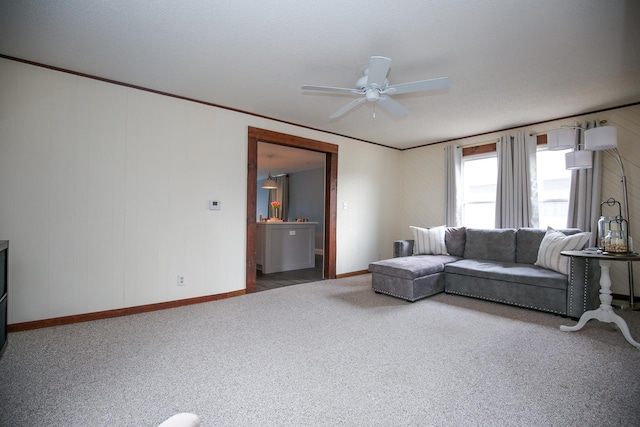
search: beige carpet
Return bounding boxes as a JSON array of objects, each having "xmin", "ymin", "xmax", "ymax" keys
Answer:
[{"xmin": 1, "ymin": 274, "xmax": 639, "ymax": 426}]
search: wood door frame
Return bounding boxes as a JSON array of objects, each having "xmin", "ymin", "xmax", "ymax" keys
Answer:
[{"xmin": 246, "ymin": 127, "xmax": 338, "ymax": 293}]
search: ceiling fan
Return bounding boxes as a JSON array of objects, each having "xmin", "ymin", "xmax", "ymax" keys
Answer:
[{"xmin": 301, "ymin": 56, "xmax": 450, "ymax": 119}]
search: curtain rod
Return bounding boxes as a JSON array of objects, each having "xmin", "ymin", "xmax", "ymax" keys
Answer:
[
  {"xmin": 529, "ymin": 120, "xmax": 608, "ymax": 136},
  {"xmin": 455, "ymin": 117, "xmax": 608, "ymax": 147},
  {"xmin": 455, "ymin": 138, "xmax": 500, "ymax": 149}
]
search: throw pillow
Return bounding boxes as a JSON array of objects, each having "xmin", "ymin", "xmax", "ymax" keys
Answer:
[
  {"xmin": 534, "ymin": 227, "xmax": 591, "ymax": 275},
  {"xmin": 410, "ymin": 225, "xmax": 449, "ymax": 255},
  {"xmin": 445, "ymin": 226, "xmax": 466, "ymax": 257}
]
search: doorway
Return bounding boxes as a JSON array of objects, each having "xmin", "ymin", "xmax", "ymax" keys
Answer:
[{"xmin": 246, "ymin": 127, "xmax": 338, "ymax": 293}]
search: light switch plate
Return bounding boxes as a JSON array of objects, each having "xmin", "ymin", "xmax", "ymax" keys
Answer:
[{"xmin": 209, "ymin": 200, "xmax": 221, "ymax": 210}]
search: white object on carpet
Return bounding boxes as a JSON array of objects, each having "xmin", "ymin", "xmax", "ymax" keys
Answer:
[{"xmin": 157, "ymin": 413, "xmax": 200, "ymax": 427}]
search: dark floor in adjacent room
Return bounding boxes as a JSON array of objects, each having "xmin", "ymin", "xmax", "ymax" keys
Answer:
[{"xmin": 256, "ymin": 254, "xmax": 323, "ymax": 292}]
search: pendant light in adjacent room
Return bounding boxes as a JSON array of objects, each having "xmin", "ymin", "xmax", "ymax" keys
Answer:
[{"xmin": 261, "ymin": 154, "xmax": 278, "ymax": 189}]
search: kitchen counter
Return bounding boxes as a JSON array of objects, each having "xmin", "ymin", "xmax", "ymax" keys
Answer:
[{"xmin": 256, "ymin": 222, "xmax": 318, "ymax": 274}]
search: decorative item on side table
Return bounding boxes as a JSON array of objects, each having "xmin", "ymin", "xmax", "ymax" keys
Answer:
[
  {"xmin": 597, "ymin": 198, "xmax": 633, "ymax": 256},
  {"xmin": 597, "ymin": 199, "xmax": 621, "ymax": 251}
]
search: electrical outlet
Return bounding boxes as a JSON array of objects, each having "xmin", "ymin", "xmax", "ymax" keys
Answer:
[{"xmin": 177, "ymin": 275, "xmax": 186, "ymax": 286}]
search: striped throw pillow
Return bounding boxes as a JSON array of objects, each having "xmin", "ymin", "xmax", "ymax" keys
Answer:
[
  {"xmin": 534, "ymin": 227, "xmax": 591, "ymax": 274},
  {"xmin": 410, "ymin": 225, "xmax": 449, "ymax": 255}
]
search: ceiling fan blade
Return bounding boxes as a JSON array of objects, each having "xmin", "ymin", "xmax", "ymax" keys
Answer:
[
  {"xmin": 301, "ymin": 85, "xmax": 362, "ymax": 95},
  {"xmin": 385, "ymin": 77, "xmax": 450, "ymax": 95},
  {"xmin": 376, "ymin": 95, "xmax": 409, "ymax": 117},
  {"xmin": 329, "ymin": 97, "xmax": 367, "ymax": 119},
  {"xmin": 366, "ymin": 56, "xmax": 391, "ymax": 88}
]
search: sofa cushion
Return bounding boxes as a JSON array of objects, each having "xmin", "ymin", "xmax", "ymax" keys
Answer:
[
  {"xmin": 463, "ymin": 228, "xmax": 517, "ymax": 263},
  {"xmin": 369, "ymin": 255, "xmax": 458, "ymax": 280},
  {"xmin": 534, "ymin": 228, "xmax": 591, "ymax": 275},
  {"xmin": 445, "ymin": 227, "xmax": 466, "ymax": 257},
  {"xmin": 516, "ymin": 228, "xmax": 582, "ymax": 264},
  {"xmin": 445, "ymin": 259, "xmax": 568, "ymax": 290},
  {"xmin": 410, "ymin": 225, "xmax": 448, "ymax": 255}
]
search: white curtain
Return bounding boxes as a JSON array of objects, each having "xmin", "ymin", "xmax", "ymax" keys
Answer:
[
  {"xmin": 567, "ymin": 120, "xmax": 602, "ymax": 246},
  {"xmin": 268, "ymin": 175, "xmax": 290, "ymax": 220},
  {"xmin": 495, "ymin": 132, "xmax": 538, "ymax": 228},
  {"xmin": 445, "ymin": 145, "xmax": 462, "ymax": 226}
]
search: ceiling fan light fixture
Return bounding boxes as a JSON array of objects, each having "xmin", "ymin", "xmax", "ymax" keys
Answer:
[
  {"xmin": 301, "ymin": 56, "xmax": 449, "ymax": 119},
  {"xmin": 365, "ymin": 89, "xmax": 379, "ymax": 102}
]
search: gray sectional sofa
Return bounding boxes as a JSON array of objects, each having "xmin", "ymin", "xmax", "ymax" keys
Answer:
[{"xmin": 368, "ymin": 227, "xmax": 601, "ymax": 319}]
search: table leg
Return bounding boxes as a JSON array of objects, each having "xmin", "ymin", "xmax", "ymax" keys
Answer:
[
  {"xmin": 560, "ymin": 260, "xmax": 640, "ymax": 349},
  {"xmin": 627, "ymin": 261, "xmax": 638, "ymax": 310}
]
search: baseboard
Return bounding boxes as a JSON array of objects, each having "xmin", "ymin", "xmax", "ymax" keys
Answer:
[
  {"xmin": 18, "ymin": 278, "xmax": 618, "ymax": 331},
  {"xmin": 8, "ymin": 289, "xmax": 246, "ymax": 333},
  {"xmin": 336, "ymin": 269, "xmax": 370, "ymax": 279},
  {"xmin": 611, "ymin": 293, "xmax": 640, "ymax": 304}
]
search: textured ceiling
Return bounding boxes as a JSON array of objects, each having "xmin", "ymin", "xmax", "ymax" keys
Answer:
[
  {"xmin": 1, "ymin": 1, "xmax": 639, "ymax": 150},
  {"xmin": 258, "ymin": 142, "xmax": 325, "ymax": 180}
]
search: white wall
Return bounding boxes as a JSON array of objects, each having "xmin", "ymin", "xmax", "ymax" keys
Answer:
[
  {"xmin": 288, "ymin": 168, "xmax": 324, "ymax": 250},
  {"xmin": 336, "ymin": 141, "xmax": 402, "ymax": 267},
  {"xmin": 0, "ymin": 58, "xmax": 403, "ymax": 323},
  {"xmin": 401, "ymin": 105, "xmax": 640, "ymax": 296},
  {"xmin": 5, "ymin": 56, "xmax": 636, "ymax": 322}
]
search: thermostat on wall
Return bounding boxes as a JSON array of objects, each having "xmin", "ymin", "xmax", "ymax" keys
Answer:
[{"xmin": 209, "ymin": 200, "xmax": 221, "ymax": 210}]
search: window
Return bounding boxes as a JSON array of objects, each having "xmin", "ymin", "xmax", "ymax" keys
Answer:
[
  {"xmin": 460, "ymin": 142, "xmax": 572, "ymax": 229},
  {"xmin": 536, "ymin": 147, "xmax": 572, "ymax": 229},
  {"xmin": 462, "ymin": 154, "xmax": 497, "ymax": 228}
]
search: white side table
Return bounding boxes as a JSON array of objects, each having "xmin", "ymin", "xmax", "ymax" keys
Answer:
[{"xmin": 560, "ymin": 250, "xmax": 640, "ymax": 349}]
